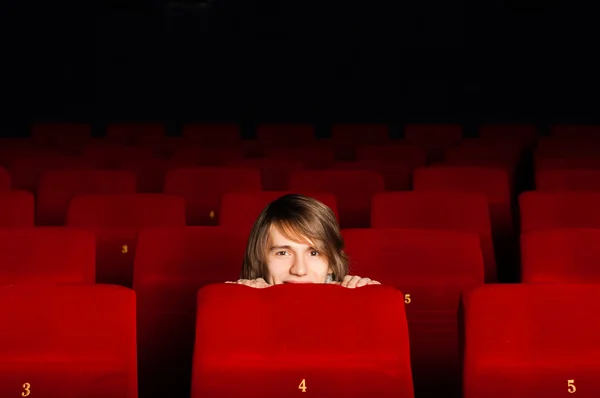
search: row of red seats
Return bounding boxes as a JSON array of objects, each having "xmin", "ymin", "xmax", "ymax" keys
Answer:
[{"xmin": 1, "ymin": 283, "xmax": 597, "ymax": 398}]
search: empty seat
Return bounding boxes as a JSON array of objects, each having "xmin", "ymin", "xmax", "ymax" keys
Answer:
[
  {"xmin": 37, "ymin": 170, "xmax": 137, "ymax": 226},
  {"xmin": 478, "ymin": 124, "xmax": 538, "ymax": 148},
  {"xmin": 66, "ymin": 194, "xmax": 187, "ymax": 286},
  {"xmin": 82, "ymin": 145, "xmax": 155, "ymax": 169},
  {"xmin": 332, "ymin": 161, "xmax": 412, "ymax": 191},
  {"xmin": 404, "ymin": 124, "xmax": 462, "ymax": 161},
  {"xmin": 171, "ymin": 146, "xmax": 245, "ymax": 166},
  {"xmin": 31, "ymin": 122, "xmax": 92, "ymax": 149},
  {"xmin": 519, "ymin": 191, "xmax": 600, "ymax": 232},
  {"xmin": 372, "ymin": 191, "xmax": 496, "ymax": 282},
  {"xmin": 105, "ymin": 123, "xmax": 165, "ymax": 145},
  {"xmin": 463, "ymin": 284, "xmax": 600, "ymax": 398},
  {"xmin": 0, "ymin": 284, "xmax": 137, "ymax": 398},
  {"xmin": 119, "ymin": 158, "xmax": 197, "ymax": 193},
  {"xmin": 133, "ymin": 226, "xmax": 249, "ymax": 398},
  {"xmin": 331, "ymin": 124, "xmax": 390, "ymax": 144},
  {"xmin": 343, "ymin": 228, "xmax": 483, "ymax": 398},
  {"xmin": 192, "ymin": 283, "xmax": 414, "ymax": 398},
  {"xmin": 521, "ymin": 228, "xmax": 600, "ymax": 283},
  {"xmin": 551, "ymin": 124, "xmax": 600, "ymax": 139},
  {"xmin": 536, "ymin": 169, "xmax": 600, "ymax": 191},
  {"xmin": 0, "ymin": 191, "xmax": 35, "ymax": 227},
  {"xmin": 262, "ymin": 145, "xmax": 335, "ymax": 169},
  {"xmin": 535, "ymin": 154, "xmax": 600, "ymax": 170},
  {"xmin": 226, "ymin": 159, "xmax": 304, "ymax": 191},
  {"xmin": 0, "ymin": 228, "xmax": 95, "ymax": 284},
  {"xmin": 219, "ymin": 191, "xmax": 339, "ymax": 233},
  {"xmin": 182, "ymin": 123, "xmax": 242, "ymax": 146},
  {"xmin": 164, "ymin": 168, "xmax": 262, "ymax": 225},
  {"xmin": 256, "ymin": 124, "xmax": 315, "ymax": 145},
  {"xmin": 9, "ymin": 154, "xmax": 92, "ymax": 193},
  {"xmin": 355, "ymin": 144, "xmax": 426, "ymax": 171},
  {"xmin": 289, "ymin": 170, "xmax": 385, "ymax": 228}
]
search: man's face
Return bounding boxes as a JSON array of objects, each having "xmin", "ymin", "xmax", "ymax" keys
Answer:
[{"xmin": 265, "ymin": 227, "xmax": 332, "ymax": 285}]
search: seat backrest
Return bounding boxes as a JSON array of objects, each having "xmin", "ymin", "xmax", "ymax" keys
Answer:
[
  {"xmin": 256, "ymin": 124, "xmax": 315, "ymax": 145},
  {"xmin": 105, "ymin": 123, "xmax": 165, "ymax": 145},
  {"xmin": 0, "ymin": 285, "xmax": 137, "ymax": 398},
  {"xmin": 31, "ymin": 123, "xmax": 92, "ymax": 147},
  {"xmin": 342, "ymin": 228, "xmax": 484, "ymax": 286},
  {"xmin": 404, "ymin": 124, "xmax": 463, "ymax": 161},
  {"xmin": 519, "ymin": 191, "xmax": 600, "ymax": 232},
  {"xmin": 355, "ymin": 144, "xmax": 426, "ymax": 170},
  {"xmin": 521, "ymin": 228, "xmax": 600, "ymax": 283},
  {"xmin": 551, "ymin": 124, "xmax": 600, "ymax": 139},
  {"xmin": 164, "ymin": 167, "xmax": 262, "ymax": 225},
  {"xmin": 37, "ymin": 170, "xmax": 137, "ymax": 225},
  {"xmin": 331, "ymin": 124, "xmax": 390, "ymax": 144},
  {"xmin": 82, "ymin": 145, "xmax": 155, "ymax": 169},
  {"xmin": 66, "ymin": 194, "xmax": 186, "ymax": 228},
  {"xmin": 536, "ymin": 169, "xmax": 600, "ymax": 192},
  {"xmin": 171, "ymin": 146, "xmax": 245, "ymax": 166},
  {"xmin": 182, "ymin": 123, "xmax": 242, "ymax": 146},
  {"xmin": 0, "ymin": 227, "xmax": 95, "ymax": 284},
  {"xmin": 192, "ymin": 283, "xmax": 414, "ymax": 398},
  {"xmin": 332, "ymin": 161, "xmax": 412, "ymax": 191},
  {"xmin": 226, "ymin": 158, "xmax": 304, "ymax": 191},
  {"xmin": 0, "ymin": 191, "xmax": 35, "ymax": 227},
  {"xmin": 219, "ymin": 191, "xmax": 339, "ymax": 233},
  {"xmin": 463, "ymin": 284, "xmax": 600, "ymax": 398},
  {"xmin": 289, "ymin": 170, "xmax": 385, "ymax": 228},
  {"xmin": 9, "ymin": 154, "xmax": 93, "ymax": 192},
  {"xmin": 371, "ymin": 191, "xmax": 494, "ymax": 281},
  {"xmin": 478, "ymin": 124, "xmax": 537, "ymax": 147}
]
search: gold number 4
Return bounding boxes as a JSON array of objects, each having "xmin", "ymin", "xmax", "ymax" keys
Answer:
[
  {"xmin": 298, "ymin": 379, "xmax": 307, "ymax": 393},
  {"xmin": 22, "ymin": 383, "xmax": 31, "ymax": 397},
  {"xmin": 568, "ymin": 379, "xmax": 576, "ymax": 393},
  {"xmin": 404, "ymin": 294, "xmax": 411, "ymax": 304}
]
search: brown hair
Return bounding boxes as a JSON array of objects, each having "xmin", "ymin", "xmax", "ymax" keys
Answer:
[{"xmin": 241, "ymin": 194, "xmax": 348, "ymax": 281}]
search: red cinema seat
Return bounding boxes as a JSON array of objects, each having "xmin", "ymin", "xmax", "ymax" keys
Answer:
[
  {"xmin": 182, "ymin": 123, "xmax": 242, "ymax": 146},
  {"xmin": 519, "ymin": 191, "xmax": 600, "ymax": 232},
  {"xmin": 355, "ymin": 144, "xmax": 427, "ymax": 171},
  {"xmin": 463, "ymin": 284, "xmax": 600, "ymax": 398},
  {"xmin": 219, "ymin": 192, "xmax": 339, "ymax": 233},
  {"xmin": 372, "ymin": 191, "xmax": 496, "ymax": 282},
  {"xmin": 226, "ymin": 158, "xmax": 304, "ymax": 191},
  {"xmin": 37, "ymin": 170, "xmax": 137, "ymax": 226},
  {"xmin": 478, "ymin": 124, "xmax": 538, "ymax": 148},
  {"xmin": 262, "ymin": 145, "xmax": 335, "ymax": 169},
  {"xmin": 82, "ymin": 145, "xmax": 155, "ymax": 169},
  {"xmin": 536, "ymin": 137, "xmax": 600, "ymax": 157},
  {"xmin": 443, "ymin": 139, "xmax": 522, "ymax": 170},
  {"xmin": 66, "ymin": 194, "xmax": 186, "ymax": 287},
  {"xmin": 0, "ymin": 228, "xmax": 95, "ymax": 284},
  {"xmin": 9, "ymin": 154, "xmax": 93, "ymax": 193},
  {"xmin": 413, "ymin": 166, "xmax": 513, "ymax": 276},
  {"xmin": 133, "ymin": 226, "xmax": 249, "ymax": 398},
  {"xmin": 0, "ymin": 285, "xmax": 137, "ymax": 398},
  {"xmin": 0, "ymin": 166, "xmax": 10, "ymax": 192},
  {"xmin": 105, "ymin": 123, "xmax": 165, "ymax": 145},
  {"xmin": 536, "ymin": 169, "xmax": 600, "ymax": 191},
  {"xmin": 404, "ymin": 124, "xmax": 463, "ymax": 161},
  {"xmin": 164, "ymin": 167, "xmax": 262, "ymax": 225},
  {"xmin": 342, "ymin": 228, "xmax": 483, "ymax": 398},
  {"xmin": 330, "ymin": 124, "xmax": 391, "ymax": 160},
  {"xmin": 0, "ymin": 191, "xmax": 35, "ymax": 227},
  {"xmin": 119, "ymin": 158, "xmax": 197, "ymax": 193},
  {"xmin": 171, "ymin": 146, "xmax": 245, "ymax": 166},
  {"xmin": 31, "ymin": 122, "xmax": 92, "ymax": 148},
  {"xmin": 521, "ymin": 228, "xmax": 600, "ymax": 283},
  {"xmin": 192, "ymin": 283, "xmax": 414, "ymax": 398},
  {"xmin": 551, "ymin": 124, "xmax": 600, "ymax": 139},
  {"xmin": 332, "ymin": 160, "xmax": 412, "ymax": 191},
  {"xmin": 289, "ymin": 170, "xmax": 385, "ymax": 228},
  {"xmin": 256, "ymin": 124, "xmax": 315, "ymax": 145},
  {"xmin": 535, "ymin": 154, "xmax": 600, "ymax": 170}
]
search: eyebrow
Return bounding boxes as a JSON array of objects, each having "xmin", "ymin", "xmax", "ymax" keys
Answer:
[{"xmin": 269, "ymin": 245, "xmax": 317, "ymax": 252}]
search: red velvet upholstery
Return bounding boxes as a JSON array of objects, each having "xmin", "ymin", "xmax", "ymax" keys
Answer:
[
  {"xmin": 0, "ymin": 191, "xmax": 35, "ymax": 227},
  {"xmin": 0, "ymin": 285, "xmax": 137, "ymax": 398},
  {"xmin": 536, "ymin": 169, "xmax": 600, "ymax": 192},
  {"xmin": 191, "ymin": 283, "xmax": 414, "ymax": 398}
]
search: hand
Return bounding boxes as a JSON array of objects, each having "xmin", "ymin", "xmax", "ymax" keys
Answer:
[
  {"xmin": 331, "ymin": 275, "xmax": 381, "ymax": 288},
  {"xmin": 225, "ymin": 278, "xmax": 271, "ymax": 288}
]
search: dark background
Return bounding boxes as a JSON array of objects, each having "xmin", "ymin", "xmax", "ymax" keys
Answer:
[{"xmin": 1, "ymin": 0, "xmax": 598, "ymax": 136}]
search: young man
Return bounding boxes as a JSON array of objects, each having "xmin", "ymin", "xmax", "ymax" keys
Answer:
[{"xmin": 227, "ymin": 194, "xmax": 380, "ymax": 288}]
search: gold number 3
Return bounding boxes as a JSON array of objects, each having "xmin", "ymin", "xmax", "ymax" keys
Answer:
[
  {"xmin": 298, "ymin": 379, "xmax": 307, "ymax": 393},
  {"xmin": 22, "ymin": 383, "xmax": 31, "ymax": 397},
  {"xmin": 568, "ymin": 379, "xmax": 576, "ymax": 393}
]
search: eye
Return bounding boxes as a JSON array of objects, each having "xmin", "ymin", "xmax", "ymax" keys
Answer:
[
  {"xmin": 275, "ymin": 251, "xmax": 290, "ymax": 256},
  {"xmin": 309, "ymin": 250, "xmax": 319, "ymax": 256}
]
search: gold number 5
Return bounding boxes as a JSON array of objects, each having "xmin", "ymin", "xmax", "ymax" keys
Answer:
[
  {"xmin": 22, "ymin": 383, "xmax": 31, "ymax": 397},
  {"xmin": 298, "ymin": 379, "xmax": 307, "ymax": 393},
  {"xmin": 568, "ymin": 379, "xmax": 576, "ymax": 393},
  {"xmin": 404, "ymin": 294, "xmax": 411, "ymax": 304}
]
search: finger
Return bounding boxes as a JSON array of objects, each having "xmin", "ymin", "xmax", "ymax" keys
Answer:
[
  {"xmin": 346, "ymin": 275, "xmax": 362, "ymax": 288},
  {"xmin": 341, "ymin": 275, "xmax": 353, "ymax": 288},
  {"xmin": 368, "ymin": 280, "xmax": 381, "ymax": 285},
  {"xmin": 356, "ymin": 277, "xmax": 371, "ymax": 287}
]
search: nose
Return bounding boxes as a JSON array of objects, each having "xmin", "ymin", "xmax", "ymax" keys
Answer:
[{"xmin": 290, "ymin": 254, "xmax": 308, "ymax": 277}]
